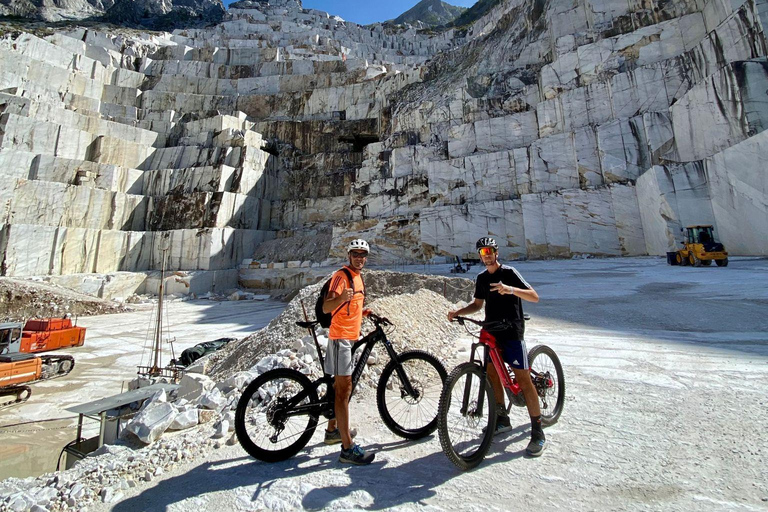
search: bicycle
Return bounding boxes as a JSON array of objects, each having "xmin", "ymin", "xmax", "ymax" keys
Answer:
[
  {"xmin": 235, "ymin": 313, "xmax": 447, "ymax": 462},
  {"xmin": 437, "ymin": 315, "xmax": 565, "ymax": 470}
]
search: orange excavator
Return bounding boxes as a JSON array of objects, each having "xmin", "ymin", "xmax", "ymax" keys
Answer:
[{"xmin": 0, "ymin": 318, "xmax": 85, "ymax": 409}]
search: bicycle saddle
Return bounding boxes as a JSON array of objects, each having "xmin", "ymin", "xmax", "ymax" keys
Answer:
[{"xmin": 296, "ymin": 320, "xmax": 319, "ymax": 328}]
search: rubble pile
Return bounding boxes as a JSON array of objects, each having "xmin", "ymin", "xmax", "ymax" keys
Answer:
[{"xmin": 0, "ymin": 278, "xmax": 129, "ymax": 322}]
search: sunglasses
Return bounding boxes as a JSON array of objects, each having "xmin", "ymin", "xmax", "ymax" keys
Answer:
[
  {"xmin": 478, "ymin": 247, "xmax": 496, "ymax": 256},
  {"xmin": 349, "ymin": 251, "xmax": 368, "ymax": 258}
]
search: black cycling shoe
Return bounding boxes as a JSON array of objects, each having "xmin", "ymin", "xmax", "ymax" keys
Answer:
[
  {"xmin": 494, "ymin": 413, "xmax": 513, "ymax": 435},
  {"xmin": 525, "ymin": 432, "xmax": 546, "ymax": 457}
]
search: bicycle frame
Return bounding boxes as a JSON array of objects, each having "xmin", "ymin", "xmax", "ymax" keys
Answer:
[
  {"xmin": 463, "ymin": 329, "xmax": 523, "ymax": 416},
  {"xmin": 277, "ymin": 318, "xmax": 419, "ymax": 423}
]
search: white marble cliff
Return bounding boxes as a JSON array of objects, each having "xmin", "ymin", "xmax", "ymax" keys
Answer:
[{"xmin": 0, "ymin": 0, "xmax": 766, "ymax": 296}]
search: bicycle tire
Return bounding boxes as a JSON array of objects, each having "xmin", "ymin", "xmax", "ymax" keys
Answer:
[
  {"xmin": 437, "ymin": 362, "xmax": 496, "ymax": 470},
  {"xmin": 376, "ymin": 350, "xmax": 447, "ymax": 439},
  {"xmin": 527, "ymin": 344, "xmax": 565, "ymax": 426},
  {"xmin": 235, "ymin": 367, "xmax": 319, "ymax": 462}
]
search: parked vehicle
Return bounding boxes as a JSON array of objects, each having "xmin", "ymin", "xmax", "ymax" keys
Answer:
[
  {"xmin": 0, "ymin": 318, "xmax": 83, "ymax": 409},
  {"xmin": 667, "ymin": 225, "xmax": 729, "ymax": 267}
]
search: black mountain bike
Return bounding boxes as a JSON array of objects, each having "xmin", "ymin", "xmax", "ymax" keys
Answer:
[
  {"xmin": 235, "ymin": 313, "xmax": 447, "ymax": 462},
  {"xmin": 438, "ymin": 315, "xmax": 565, "ymax": 470}
]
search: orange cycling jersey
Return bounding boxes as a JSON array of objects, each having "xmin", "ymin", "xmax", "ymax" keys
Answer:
[{"xmin": 327, "ymin": 266, "xmax": 365, "ymax": 340}]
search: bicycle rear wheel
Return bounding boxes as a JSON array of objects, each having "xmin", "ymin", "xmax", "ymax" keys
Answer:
[
  {"xmin": 377, "ymin": 350, "xmax": 447, "ymax": 439},
  {"xmin": 528, "ymin": 344, "xmax": 565, "ymax": 426},
  {"xmin": 437, "ymin": 362, "xmax": 496, "ymax": 470},
  {"xmin": 235, "ymin": 368, "xmax": 319, "ymax": 462}
]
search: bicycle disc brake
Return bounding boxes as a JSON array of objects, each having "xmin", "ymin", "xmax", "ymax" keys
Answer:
[{"xmin": 400, "ymin": 380, "xmax": 422, "ymax": 403}]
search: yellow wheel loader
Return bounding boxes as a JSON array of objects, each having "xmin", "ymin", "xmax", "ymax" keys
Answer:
[{"xmin": 667, "ymin": 225, "xmax": 728, "ymax": 267}]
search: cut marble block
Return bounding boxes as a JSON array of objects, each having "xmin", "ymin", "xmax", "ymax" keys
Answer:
[
  {"xmin": 148, "ymin": 228, "xmax": 273, "ymax": 271},
  {"xmin": 0, "ymin": 224, "xmax": 58, "ymax": 276},
  {"xmin": 597, "ymin": 117, "xmax": 650, "ymax": 183},
  {"xmin": 238, "ymin": 267, "xmax": 326, "ymax": 290},
  {"xmin": 0, "ymin": 114, "xmax": 66, "ymax": 156},
  {"xmin": 44, "ymin": 271, "xmax": 147, "ymax": 300},
  {"xmin": 270, "ymin": 196, "xmax": 350, "ymax": 229},
  {"xmin": 610, "ymin": 184, "xmax": 647, "ymax": 256},
  {"xmin": 31, "ymin": 155, "xmax": 144, "ymax": 194},
  {"xmin": 0, "ymin": 150, "xmax": 36, "ymax": 180},
  {"xmin": 446, "ymin": 111, "xmax": 538, "ymax": 158},
  {"xmin": 636, "ymin": 162, "xmax": 718, "ymax": 254},
  {"xmin": 419, "ymin": 201, "xmax": 526, "ymax": 261},
  {"xmin": 426, "ymin": 151, "xmax": 518, "ymax": 207},
  {"xmin": 144, "ymin": 269, "xmax": 239, "ymax": 296},
  {"xmin": 142, "ymin": 161, "xmax": 267, "ymax": 197},
  {"xmin": 636, "ymin": 166, "xmax": 683, "ymax": 255},
  {"xmin": 561, "ymin": 188, "xmax": 623, "ymax": 256},
  {"xmin": 522, "ymin": 193, "xmax": 570, "ymax": 258},
  {"xmin": 707, "ymin": 130, "xmax": 768, "ymax": 255},
  {"xmin": 671, "ymin": 59, "xmax": 768, "ymax": 162},
  {"xmin": 55, "ymin": 226, "xmax": 101, "ymax": 275},
  {"xmin": 529, "ymin": 133, "xmax": 579, "ymax": 193},
  {"xmin": 88, "ymin": 135, "xmax": 155, "ymax": 169},
  {"xmin": 6, "ymin": 180, "xmax": 146, "ymax": 231}
]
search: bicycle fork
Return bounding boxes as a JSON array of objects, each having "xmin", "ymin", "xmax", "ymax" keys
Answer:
[
  {"xmin": 382, "ymin": 336, "xmax": 420, "ymax": 399},
  {"xmin": 461, "ymin": 343, "xmax": 492, "ymax": 417}
]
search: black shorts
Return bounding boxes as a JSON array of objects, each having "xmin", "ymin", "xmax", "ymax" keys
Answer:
[{"xmin": 498, "ymin": 338, "xmax": 529, "ymax": 370}]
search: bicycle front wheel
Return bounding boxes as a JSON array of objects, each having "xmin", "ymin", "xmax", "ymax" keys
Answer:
[
  {"xmin": 235, "ymin": 368, "xmax": 319, "ymax": 462},
  {"xmin": 437, "ymin": 362, "xmax": 496, "ymax": 470},
  {"xmin": 377, "ymin": 350, "xmax": 447, "ymax": 439},
  {"xmin": 528, "ymin": 344, "xmax": 565, "ymax": 426}
]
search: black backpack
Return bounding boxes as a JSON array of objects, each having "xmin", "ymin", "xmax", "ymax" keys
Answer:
[{"xmin": 315, "ymin": 267, "xmax": 365, "ymax": 328}]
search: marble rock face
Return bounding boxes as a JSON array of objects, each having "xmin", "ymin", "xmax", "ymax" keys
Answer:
[{"xmin": 1, "ymin": 0, "xmax": 767, "ymax": 291}]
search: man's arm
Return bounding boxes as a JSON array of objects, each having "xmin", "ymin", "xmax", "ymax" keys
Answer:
[
  {"xmin": 489, "ymin": 282, "xmax": 539, "ymax": 303},
  {"xmin": 323, "ymin": 288, "xmax": 354, "ymax": 314},
  {"xmin": 448, "ymin": 298, "xmax": 484, "ymax": 321}
]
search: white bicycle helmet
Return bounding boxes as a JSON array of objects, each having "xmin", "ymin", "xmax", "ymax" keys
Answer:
[{"xmin": 347, "ymin": 239, "xmax": 370, "ymax": 253}]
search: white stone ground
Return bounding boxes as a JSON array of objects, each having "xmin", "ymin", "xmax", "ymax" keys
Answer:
[{"xmin": 2, "ymin": 257, "xmax": 768, "ymax": 511}]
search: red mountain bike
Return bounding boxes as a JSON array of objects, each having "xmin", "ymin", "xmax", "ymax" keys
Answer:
[{"xmin": 437, "ymin": 315, "xmax": 565, "ymax": 470}]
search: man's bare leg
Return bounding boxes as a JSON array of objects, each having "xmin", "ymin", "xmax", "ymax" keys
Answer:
[{"xmin": 334, "ymin": 375, "xmax": 353, "ymax": 448}]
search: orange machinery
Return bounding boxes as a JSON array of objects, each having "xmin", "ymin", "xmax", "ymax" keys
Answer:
[
  {"xmin": 0, "ymin": 319, "xmax": 82, "ymax": 408},
  {"xmin": 20, "ymin": 318, "xmax": 86, "ymax": 353},
  {"xmin": 0, "ymin": 352, "xmax": 75, "ymax": 408}
]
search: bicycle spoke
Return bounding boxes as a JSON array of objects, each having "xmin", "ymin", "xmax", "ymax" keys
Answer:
[
  {"xmin": 377, "ymin": 351, "xmax": 446, "ymax": 439},
  {"xmin": 527, "ymin": 345, "xmax": 565, "ymax": 425},
  {"xmin": 445, "ymin": 375, "xmax": 485, "ymax": 453},
  {"xmin": 236, "ymin": 369, "xmax": 319, "ymax": 462}
]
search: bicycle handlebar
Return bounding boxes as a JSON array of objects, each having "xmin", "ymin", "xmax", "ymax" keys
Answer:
[
  {"xmin": 367, "ymin": 312, "xmax": 392, "ymax": 326},
  {"xmin": 452, "ymin": 313, "xmax": 530, "ymax": 330},
  {"xmin": 452, "ymin": 316, "xmax": 511, "ymax": 331}
]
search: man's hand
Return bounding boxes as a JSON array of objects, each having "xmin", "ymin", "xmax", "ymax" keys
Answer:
[
  {"xmin": 447, "ymin": 310, "xmax": 458, "ymax": 322},
  {"xmin": 363, "ymin": 308, "xmax": 372, "ymax": 317},
  {"xmin": 340, "ymin": 288, "xmax": 354, "ymax": 302},
  {"xmin": 490, "ymin": 282, "xmax": 514, "ymax": 295}
]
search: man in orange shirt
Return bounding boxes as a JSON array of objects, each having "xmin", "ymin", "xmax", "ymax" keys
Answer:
[{"xmin": 322, "ymin": 239, "xmax": 375, "ymax": 465}]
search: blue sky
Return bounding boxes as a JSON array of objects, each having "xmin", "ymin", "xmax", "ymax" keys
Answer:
[{"xmin": 225, "ymin": 1, "xmax": 478, "ymax": 25}]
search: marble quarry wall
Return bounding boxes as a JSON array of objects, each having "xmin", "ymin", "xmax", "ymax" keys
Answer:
[
  {"xmin": 340, "ymin": 0, "xmax": 768, "ymax": 261},
  {"xmin": 0, "ymin": 0, "xmax": 766, "ymax": 292}
]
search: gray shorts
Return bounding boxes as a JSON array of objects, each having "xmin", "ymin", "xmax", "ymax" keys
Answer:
[{"xmin": 324, "ymin": 339, "xmax": 354, "ymax": 376}]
